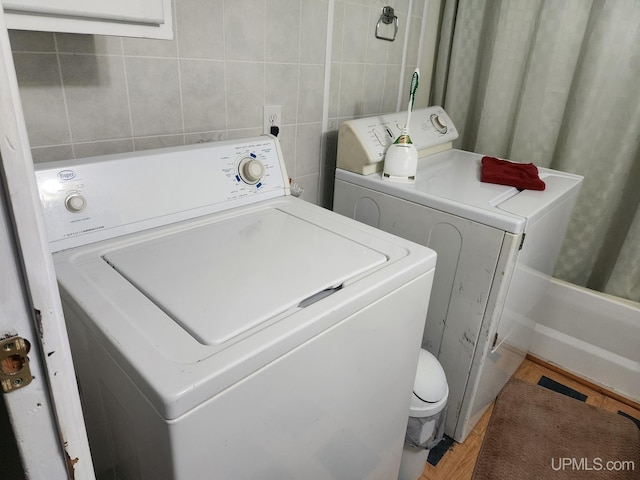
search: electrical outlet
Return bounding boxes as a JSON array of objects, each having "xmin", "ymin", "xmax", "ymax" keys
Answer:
[{"xmin": 263, "ymin": 105, "xmax": 281, "ymax": 135}]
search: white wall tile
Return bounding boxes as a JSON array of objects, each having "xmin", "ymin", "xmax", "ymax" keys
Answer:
[
  {"xmin": 338, "ymin": 62, "xmax": 365, "ymax": 117},
  {"xmin": 362, "ymin": 63, "xmax": 386, "ymax": 114},
  {"xmin": 125, "ymin": 57, "xmax": 183, "ymax": 137},
  {"xmin": 60, "ymin": 54, "xmax": 131, "ymax": 142},
  {"xmin": 300, "ymin": 0, "xmax": 328, "ymax": 64},
  {"xmin": 382, "ymin": 64, "xmax": 401, "ymax": 112},
  {"xmin": 30, "ymin": 145, "xmax": 74, "ymax": 163},
  {"xmin": 341, "ymin": 3, "xmax": 369, "ymax": 63},
  {"xmin": 13, "ymin": 53, "xmax": 71, "ymax": 147},
  {"xmin": 225, "ymin": 62, "xmax": 265, "ymax": 130},
  {"xmin": 176, "ymin": 0, "xmax": 224, "ymax": 60},
  {"xmin": 224, "ymin": 0, "xmax": 266, "ymax": 62},
  {"xmin": 134, "ymin": 135, "xmax": 185, "ymax": 150},
  {"xmin": 266, "ymin": 0, "xmax": 301, "ymax": 63},
  {"xmin": 185, "ymin": 131, "xmax": 227, "ymax": 144},
  {"xmin": 9, "ymin": 30, "xmax": 55, "ymax": 52},
  {"xmin": 56, "ymin": 33, "xmax": 123, "ymax": 55},
  {"xmin": 73, "ymin": 139, "xmax": 134, "ymax": 157},
  {"xmin": 226, "ymin": 127, "xmax": 263, "ymax": 139},
  {"xmin": 180, "ymin": 59, "xmax": 227, "ymax": 133},
  {"xmin": 331, "ymin": 1, "xmax": 345, "ymax": 63},
  {"xmin": 295, "ymin": 122, "xmax": 322, "ymax": 176},
  {"xmin": 265, "ymin": 63, "xmax": 299, "ymax": 125},
  {"xmin": 297, "ymin": 64, "xmax": 325, "ymax": 123},
  {"xmin": 122, "ymin": 33, "xmax": 177, "ymax": 57}
]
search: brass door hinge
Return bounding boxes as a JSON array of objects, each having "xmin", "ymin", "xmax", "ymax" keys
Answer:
[{"xmin": 1, "ymin": 336, "xmax": 33, "ymax": 393}]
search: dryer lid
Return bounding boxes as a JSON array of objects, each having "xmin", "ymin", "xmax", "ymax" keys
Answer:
[
  {"xmin": 102, "ymin": 208, "xmax": 387, "ymax": 345},
  {"xmin": 336, "ymin": 149, "xmax": 582, "ymax": 233}
]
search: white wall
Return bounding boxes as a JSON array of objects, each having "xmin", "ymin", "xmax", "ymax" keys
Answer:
[{"xmin": 9, "ymin": 0, "xmax": 440, "ymax": 206}]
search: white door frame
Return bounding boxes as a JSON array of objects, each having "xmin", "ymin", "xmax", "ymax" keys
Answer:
[{"xmin": 0, "ymin": 10, "xmax": 95, "ymax": 480}]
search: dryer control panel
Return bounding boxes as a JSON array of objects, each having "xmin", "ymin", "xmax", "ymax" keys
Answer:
[
  {"xmin": 337, "ymin": 106, "xmax": 459, "ymax": 175},
  {"xmin": 35, "ymin": 136, "xmax": 290, "ymax": 252}
]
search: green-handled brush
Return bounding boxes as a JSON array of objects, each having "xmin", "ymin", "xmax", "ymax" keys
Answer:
[{"xmin": 383, "ymin": 68, "xmax": 420, "ymax": 183}]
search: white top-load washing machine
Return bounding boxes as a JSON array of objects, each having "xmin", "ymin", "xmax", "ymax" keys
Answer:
[
  {"xmin": 34, "ymin": 136, "xmax": 437, "ymax": 479},
  {"xmin": 333, "ymin": 106, "xmax": 583, "ymax": 443}
]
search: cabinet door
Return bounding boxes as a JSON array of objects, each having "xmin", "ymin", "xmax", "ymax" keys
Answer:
[{"xmin": 3, "ymin": 0, "xmax": 172, "ymax": 39}]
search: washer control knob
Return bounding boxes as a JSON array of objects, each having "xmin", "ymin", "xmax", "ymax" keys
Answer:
[
  {"xmin": 239, "ymin": 158, "xmax": 265, "ymax": 184},
  {"xmin": 65, "ymin": 193, "xmax": 87, "ymax": 212},
  {"xmin": 430, "ymin": 114, "xmax": 448, "ymax": 134}
]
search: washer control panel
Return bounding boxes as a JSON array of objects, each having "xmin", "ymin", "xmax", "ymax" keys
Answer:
[
  {"xmin": 336, "ymin": 106, "xmax": 459, "ymax": 175},
  {"xmin": 35, "ymin": 136, "xmax": 290, "ymax": 251}
]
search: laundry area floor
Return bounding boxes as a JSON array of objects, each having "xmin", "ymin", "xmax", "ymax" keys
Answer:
[
  {"xmin": 422, "ymin": 357, "xmax": 640, "ymax": 480},
  {"xmin": 2, "ymin": 356, "xmax": 639, "ymax": 479}
]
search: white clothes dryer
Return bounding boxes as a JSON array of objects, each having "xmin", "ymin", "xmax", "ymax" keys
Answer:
[
  {"xmin": 333, "ymin": 107, "xmax": 583, "ymax": 443},
  {"xmin": 35, "ymin": 136, "xmax": 437, "ymax": 479}
]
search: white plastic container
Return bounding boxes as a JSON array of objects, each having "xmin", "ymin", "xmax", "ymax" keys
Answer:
[{"xmin": 398, "ymin": 349, "xmax": 449, "ymax": 480}]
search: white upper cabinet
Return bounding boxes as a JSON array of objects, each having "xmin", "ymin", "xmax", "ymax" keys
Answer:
[{"xmin": 2, "ymin": 0, "xmax": 172, "ymax": 39}]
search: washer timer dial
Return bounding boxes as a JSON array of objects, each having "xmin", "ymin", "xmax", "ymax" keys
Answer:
[{"xmin": 238, "ymin": 157, "xmax": 265, "ymax": 185}]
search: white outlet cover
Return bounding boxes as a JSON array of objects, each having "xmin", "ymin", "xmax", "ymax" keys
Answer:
[{"xmin": 263, "ymin": 105, "xmax": 282, "ymax": 135}]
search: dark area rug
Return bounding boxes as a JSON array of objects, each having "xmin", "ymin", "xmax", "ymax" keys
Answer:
[{"xmin": 472, "ymin": 378, "xmax": 640, "ymax": 479}]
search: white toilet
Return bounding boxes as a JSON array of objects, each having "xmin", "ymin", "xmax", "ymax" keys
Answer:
[{"xmin": 398, "ymin": 349, "xmax": 449, "ymax": 480}]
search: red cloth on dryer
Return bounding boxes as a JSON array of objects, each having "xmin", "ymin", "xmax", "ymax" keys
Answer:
[{"xmin": 480, "ymin": 156, "xmax": 546, "ymax": 191}]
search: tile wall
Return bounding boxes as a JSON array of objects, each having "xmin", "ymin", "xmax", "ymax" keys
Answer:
[{"xmin": 9, "ymin": 0, "xmax": 429, "ymax": 205}]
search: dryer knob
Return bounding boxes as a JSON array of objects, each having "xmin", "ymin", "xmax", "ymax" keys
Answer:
[
  {"xmin": 430, "ymin": 114, "xmax": 448, "ymax": 134},
  {"xmin": 239, "ymin": 158, "xmax": 265, "ymax": 184}
]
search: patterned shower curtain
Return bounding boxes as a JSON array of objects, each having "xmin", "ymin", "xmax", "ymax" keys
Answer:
[{"xmin": 432, "ymin": 0, "xmax": 640, "ymax": 303}]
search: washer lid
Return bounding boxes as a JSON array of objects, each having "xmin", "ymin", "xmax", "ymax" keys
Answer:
[{"xmin": 102, "ymin": 208, "xmax": 387, "ymax": 345}]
